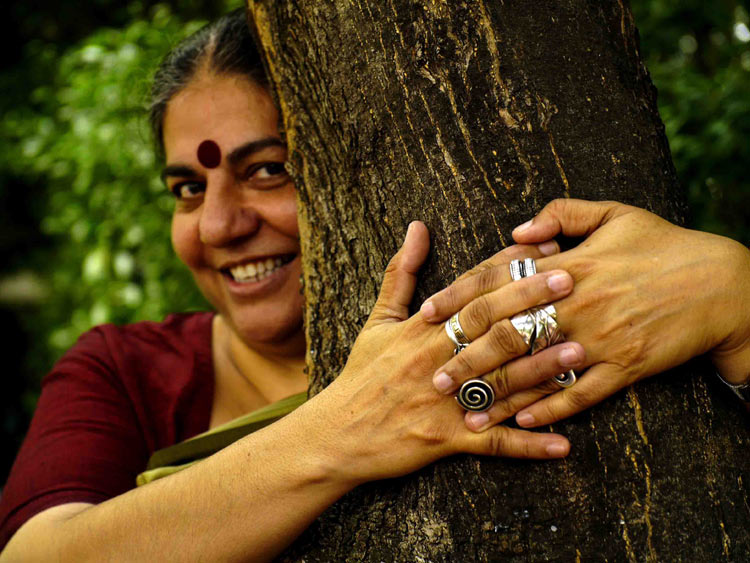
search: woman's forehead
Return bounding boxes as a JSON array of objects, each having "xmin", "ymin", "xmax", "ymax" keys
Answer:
[{"xmin": 162, "ymin": 73, "xmax": 279, "ymax": 164}]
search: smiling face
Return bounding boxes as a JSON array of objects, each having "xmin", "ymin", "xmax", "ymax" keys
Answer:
[{"xmin": 162, "ymin": 71, "xmax": 304, "ymax": 355}]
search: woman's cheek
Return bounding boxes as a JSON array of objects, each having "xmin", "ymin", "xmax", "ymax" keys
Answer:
[
  {"xmin": 171, "ymin": 213, "xmax": 201, "ymax": 268},
  {"xmin": 276, "ymin": 184, "xmax": 300, "ymax": 237}
]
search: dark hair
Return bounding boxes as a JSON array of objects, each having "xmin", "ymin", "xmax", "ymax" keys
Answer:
[{"xmin": 149, "ymin": 9, "xmax": 267, "ymax": 157}]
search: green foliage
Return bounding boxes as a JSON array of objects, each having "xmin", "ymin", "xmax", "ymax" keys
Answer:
[
  {"xmin": 1, "ymin": 0, "xmax": 749, "ymax": 396},
  {"xmin": 0, "ymin": 5, "xmax": 217, "ymax": 370},
  {"xmin": 631, "ymin": 0, "xmax": 750, "ymax": 243}
]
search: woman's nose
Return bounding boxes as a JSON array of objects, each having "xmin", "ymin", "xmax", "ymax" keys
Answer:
[{"xmin": 198, "ymin": 180, "xmax": 260, "ymax": 247}]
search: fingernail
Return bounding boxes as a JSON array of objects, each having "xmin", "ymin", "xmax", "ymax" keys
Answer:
[
  {"xmin": 420, "ymin": 300, "xmax": 436, "ymax": 320},
  {"xmin": 538, "ymin": 241, "xmax": 558, "ymax": 256},
  {"xmin": 467, "ymin": 412, "xmax": 489, "ymax": 430},
  {"xmin": 547, "ymin": 272, "xmax": 571, "ymax": 292},
  {"xmin": 516, "ymin": 411, "xmax": 535, "ymax": 427},
  {"xmin": 433, "ymin": 372, "xmax": 454, "ymax": 394},
  {"xmin": 404, "ymin": 222, "xmax": 414, "ymax": 241},
  {"xmin": 546, "ymin": 441, "xmax": 569, "ymax": 457},
  {"xmin": 513, "ymin": 219, "xmax": 533, "ymax": 234},
  {"xmin": 559, "ymin": 345, "xmax": 580, "ymax": 367}
]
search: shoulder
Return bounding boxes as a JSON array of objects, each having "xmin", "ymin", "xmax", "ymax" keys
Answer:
[
  {"xmin": 54, "ymin": 312, "xmax": 214, "ymax": 378},
  {"xmin": 71, "ymin": 311, "xmax": 214, "ymax": 356},
  {"xmin": 43, "ymin": 310, "xmax": 216, "ymax": 446}
]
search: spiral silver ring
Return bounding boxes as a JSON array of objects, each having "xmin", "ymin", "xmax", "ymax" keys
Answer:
[{"xmin": 456, "ymin": 379, "xmax": 495, "ymax": 412}]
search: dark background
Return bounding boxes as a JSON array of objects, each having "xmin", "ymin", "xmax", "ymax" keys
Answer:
[{"xmin": 1, "ymin": 0, "xmax": 749, "ymax": 483}]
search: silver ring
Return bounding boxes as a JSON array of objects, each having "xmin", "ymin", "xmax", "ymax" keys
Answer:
[
  {"xmin": 510, "ymin": 310, "xmax": 535, "ymax": 347},
  {"xmin": 445, "ymin": 312, "xmax": 471, "ymax": 355},
  {"xmin": 509, "ymin": 258, "xmax": 537, "ymax": 282},
  {"xmin": 456, "ymin": 379, "xmax": 495, "ymax": 412},
  {"xmin": 529, "ymin": 304, "xmax": 565, "ymax": 354},
  {"xmin": 523, "ymin": 258, "xmax": 537, "ymax": 276},
  {"xmin": 510, "ymin": 304, "xmax": 577, "ymax": 388},
  {"xmin": 509, "ymin": 259, "xmax": 524, "ymax": 281},
  {"xmin": 554, "ymin": 371, "xmax": 577, "ymax": 388}
]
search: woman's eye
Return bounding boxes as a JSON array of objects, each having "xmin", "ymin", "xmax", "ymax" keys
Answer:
[
  {"xmin": 245, "ymin": 162, "xmax": 289, "ymax": 186},
  {"xmin": 255, "ymin": 162, "xmax": 287, "ymax": 179},
  {"xmin": 171, "ymin": 181, "xmax": 205, "ymax": 199}
]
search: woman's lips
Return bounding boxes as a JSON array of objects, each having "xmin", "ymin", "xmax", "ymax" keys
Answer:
[{"xmin": 221, "ymin": 254, "xmax": 299, "ymax": 297}]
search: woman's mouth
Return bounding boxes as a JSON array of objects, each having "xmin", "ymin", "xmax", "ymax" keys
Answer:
[{"xmin": 224, "ymin": 254, "xmax": 296, "ymax": 284}]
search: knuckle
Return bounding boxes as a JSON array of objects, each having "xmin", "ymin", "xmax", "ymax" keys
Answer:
[
  {"xmin": 453, "ymin": 350, "xmax": 478, "ymax": 376},
  {"xmin": 488, "ymin": 321, "xmax": 527, "ymax": 357},
  {"xmin": 562, "ymin": 387, "xmax": 590, "ymax": 411},
  {"xmin": 411, "ymin": 419, "xmax": 450, "ymax": 447},
  {"xmin": 476, "ymin": 266, "xmax": 501, "ymax": 295},
  {"xmin": 383, "ymin": 255, "xmax": 400, "ymax": 277},
  {"xmin": 487, "ymin": 428, "xmax": 510, "ymax": 456},
  {"xmin": 547, "ymin": 198, "xmax": 567, "ymax": 214},
  {"xmin": 488, "ymin": 366, "xmax": 512, "ymax": 398},
  {"xmin": 515, "ymin": 277, "xmax": 538, "ymax": 305},
  {"xmin": 463, "ymin": 295, "xmax": 494, "ymax": 333}
]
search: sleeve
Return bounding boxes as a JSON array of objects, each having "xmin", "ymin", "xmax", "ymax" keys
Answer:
[{"xmin": 0, "ymin": 326, "xmax": 150, "ymax": 551}]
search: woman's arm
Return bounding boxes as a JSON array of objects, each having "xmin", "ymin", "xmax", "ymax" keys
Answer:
[
  {"xmin": 421, "ymin": 199, "xmax": 750, "ymax": 430},
  {"xmin": 1, "ymin": 222, "xmax": 581, "ymax": 562}
]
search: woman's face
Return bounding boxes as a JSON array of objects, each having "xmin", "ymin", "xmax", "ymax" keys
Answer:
[{"xmin": 162, "ymin": 72, "xmax": 303, "ymax": 352}]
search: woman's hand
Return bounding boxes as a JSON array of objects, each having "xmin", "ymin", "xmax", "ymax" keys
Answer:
[
  {"xmin": 421, "ymin": 199, "xmax": 750, "ymax": 431},
  {"xmin": 304, "ymin": 221, "xmax": 584, "ymax": 486}
]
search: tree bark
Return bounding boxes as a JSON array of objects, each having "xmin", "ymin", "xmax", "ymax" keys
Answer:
[{"xmin": 247, "ymin": 1, "xmax": 750, "ymax": 560}]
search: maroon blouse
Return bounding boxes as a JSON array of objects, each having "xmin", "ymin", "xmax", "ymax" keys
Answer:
[{"xmin": 0, "ymin": 312, "xmax": 215, "ymax": 550}]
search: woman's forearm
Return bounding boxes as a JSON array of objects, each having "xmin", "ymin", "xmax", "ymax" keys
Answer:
[{"xmin": 1, "ymin": 403, "xmax": 355, "ymax": 563}]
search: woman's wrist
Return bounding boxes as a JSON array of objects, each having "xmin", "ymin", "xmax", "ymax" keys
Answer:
[{"xmin": 709, "ymin": 236, "xmax": 750, "ymax": 387}]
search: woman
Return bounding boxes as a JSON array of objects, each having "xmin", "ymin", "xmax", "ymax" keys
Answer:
[{"xmin": 0, "ymin": 11, "xmax": 583, "ymax": 561}]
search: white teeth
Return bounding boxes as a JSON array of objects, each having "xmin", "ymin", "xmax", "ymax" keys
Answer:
[{"xmin": 228, "ymin": 257, "xmax": 288, "ymax": 283}]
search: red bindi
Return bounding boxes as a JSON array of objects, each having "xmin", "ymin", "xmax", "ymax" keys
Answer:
[{"xmin": 197, "ymin": 140, "xmax": 222, "ymax": 168}]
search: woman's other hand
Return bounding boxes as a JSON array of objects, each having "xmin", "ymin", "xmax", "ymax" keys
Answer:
[
  {"xmin": 423, "ymin": 199, "xmax": 750, "ymax": 430},
  {"xmin": 303, "ymin": 221, "xmax": 581, "ymax": 487}
]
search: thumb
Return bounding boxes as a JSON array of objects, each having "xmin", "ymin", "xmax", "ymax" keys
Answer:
[
  {"xmin": 367, "ymin": 221, "xmax": 430, "ymax": 326},
  {"xmin": 511, "ymin": 198, "xmax": 625, "ymax": 244}
]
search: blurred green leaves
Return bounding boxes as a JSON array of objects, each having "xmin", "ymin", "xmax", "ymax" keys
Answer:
[
  {"xmin": 631, "ymin": 0, "xmax": 750, "ymax": 242},
  {"xmin": 0, "ymin": 4, "xmax": 223, "ymax": 375},
  {"xmin": 1, "ymin": 0, "xmax": 749, "ymax": 391}
]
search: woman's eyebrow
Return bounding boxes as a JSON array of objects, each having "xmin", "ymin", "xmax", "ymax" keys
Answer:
[
  {"xmin": 226, "ymin": 137, "xmax": 286, "ymax": 165},
  {"xmin": 160, "ymin": 138, "xmax": 285, "ymax": 181},
  {"xmin": 161, "ymin": 165, "xmax": 198, "ymax": 182}
]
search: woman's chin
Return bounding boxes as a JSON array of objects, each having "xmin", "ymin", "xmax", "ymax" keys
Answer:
[{"xmin": 224, "ymin": 309, "xmax": 305, "ymax": 356}]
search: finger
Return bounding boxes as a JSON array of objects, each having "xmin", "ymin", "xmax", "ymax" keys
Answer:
[
  {"xmin": 432, "ymin": 319, "xmax": 528, "ymax": 393},
  {"xmin": 514, "ymin": 363, "xmax": 623, "ymax": 427},
  {"xmin": 420, "ymin": 242, "xmax": 559, "ymax": 322},
  {"xmin": 511, "ymin": 199, "xmax": 628, "ymax": 244},
  {"xmin": 450, "ymin": 270, "xmax": 572, "ymax": 342},
  {"xmin": 367, "ymin": 221, "xmax": 430, "ymax": 325},
  {"xmin": 431, "ymin": 274, "xmax": 576, "ymax": 394},
  {"xmin": 464, "ymin": 379, "xmax": 562, "ymax": 432},
  {"xmin": 481, "ymin": 343, "xmax": 586, "ymax": 400},
  {"xmin": 460, "ymin": 424, "xmax": 570, "ymax": 459}
]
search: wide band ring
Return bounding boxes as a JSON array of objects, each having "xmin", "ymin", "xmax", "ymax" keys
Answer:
[
  {"xmin": 456, "ymin": 379, "xmax": 495, "ymax": 412},
  {"xmin": 509, "ymin": 258, "xmax": 537, "ymax": 282},
  {"xmin": 509, "ymin": 304, "xmax": 577, "ymax": 388},
  {"xmin": 445, "ymin": 312, "xmax": 471, "ymax": 355}
]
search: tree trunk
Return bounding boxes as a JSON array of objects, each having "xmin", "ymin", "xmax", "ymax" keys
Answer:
[{"xmin": 247, "ymin": 1, "xmax": 750, "ymax": 560}]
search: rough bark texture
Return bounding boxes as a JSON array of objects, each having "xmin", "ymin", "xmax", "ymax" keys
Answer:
[{"xmin": 247, "ymin": 1, "xmax": 750, "ymax": 560}]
